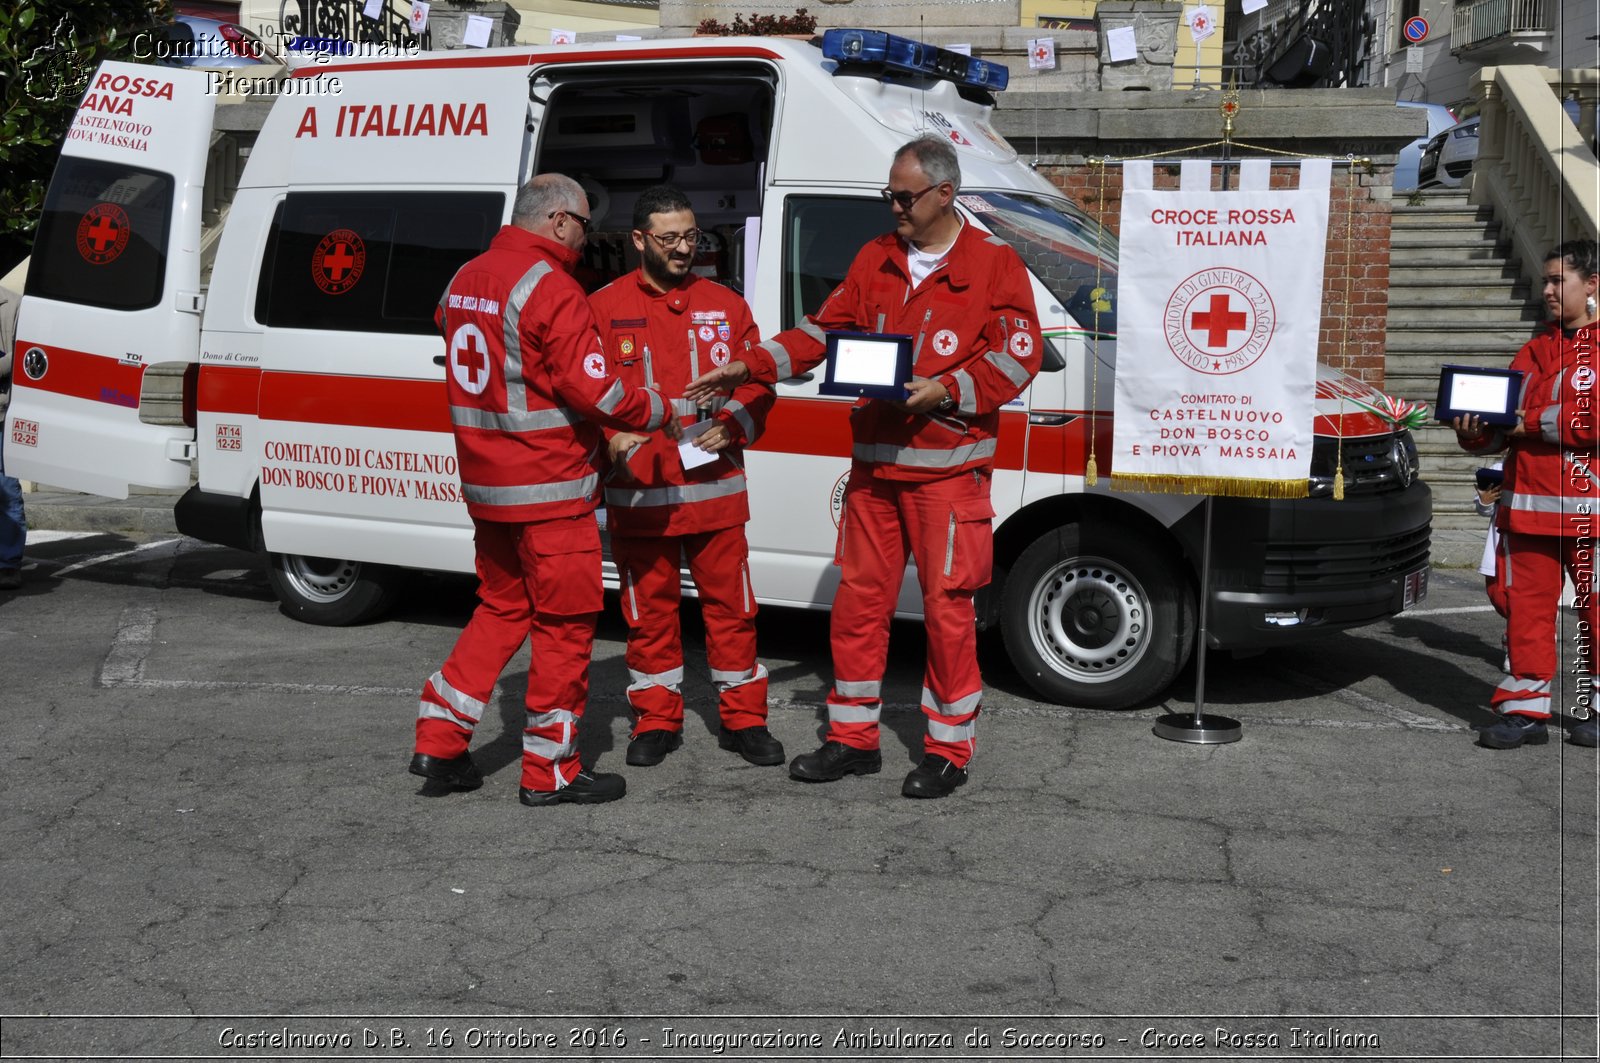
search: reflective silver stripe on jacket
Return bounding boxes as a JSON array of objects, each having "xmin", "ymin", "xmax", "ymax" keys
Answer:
[
  {"xmin": 851, "ymin": 438, "xmax": 998, "ymax": 468},
  {"xmin": 450, "ymin": 404, "xmax": 580, "ymax": 432},
  {"xmin": 604, "ymin": 474, "xmax": 747, "ymax": 509},
  {"xmin": 761, "ymin": 337, "xmax": 795, "ymax": 380},
  {"xmin": 595, "ymin": 379, "xmax": 627, "ymax": 415},
  {"xmin": 1503, "ymin": 490, "xmax": 1599, "ymax": 517},
  {"xmin": 628, "ymin": 666, "xmax": 684, "ymax": 693},
  {"xmin": 1540, "ymin": 405, "xmax": 1562, "ymax": 444},
  {"xmin": 645, "ymin": 389, "xmax": 666, "ymax": 431},
  {"xmin": 671, "ymin": 398, "xmax": 699, "ymax": 418},
  {"xmin": 834, "ymin": 679, "xmax": 881, "ymax": 699},
  {"xmin": 523, "ymin": 707, "xmax": 579, "ymax": 761},
  {"xmin": 501, "ymin": 260, "xmax": 554, "ymax": 418},
  {"xmin": 949, "ymin": 368, "xmax": 977, "ymax": 416},
  {"xmin": 464, "ymin": 474, "xmax": 599, "ymax": 507},
  {"xmin": 418, "ymin": 669, "xmax": 487, "ymax": 725},
  {"xmin": 985, "ymin": 347, "xmax": 1032, "ymax": 390},
  {"xmin": 722, "ymin": 398, "xmax": 757, "ymax": 443}
]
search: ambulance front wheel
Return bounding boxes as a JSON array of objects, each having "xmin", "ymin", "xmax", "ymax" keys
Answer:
[
  {"xmin": 1000, "ymin": 524, "xmax": 1195, "ymax": 709},
  {"xmin": 267, "ymin": 552, "xmax": 403, "ymax": 626}
]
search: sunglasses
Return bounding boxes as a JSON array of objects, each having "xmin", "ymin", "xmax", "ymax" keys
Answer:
[
  {"xmin": 549, "ymin": 208, "xmax": 592, "ymax": 233},
  {"xmin": 641, "ymin": 228, "xmax": 701, "ymax": 249},
  {"xmin": 880, "ymin": 185, "xmax": 939, "ymax": 210}
]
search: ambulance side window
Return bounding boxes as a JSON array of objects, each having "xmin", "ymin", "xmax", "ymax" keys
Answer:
[
  {"xmin": 255, "ymin": 191, "xmax": 504, "ymax": 335},
  {"xmin": 27, "ymin": 158, "xmax": 173, "ymax": 311},
  {"xmin": 781, "ymin": 196, "xmax": 885, "ymax": 330}
]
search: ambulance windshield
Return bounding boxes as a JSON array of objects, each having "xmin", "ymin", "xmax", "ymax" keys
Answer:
[{"xmin": 958, "ymin": 191, "xmax": 1118, "ymax": 336}]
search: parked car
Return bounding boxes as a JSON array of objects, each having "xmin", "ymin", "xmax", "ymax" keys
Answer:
[
  {"xmin": 1418, "ymin": 115, "xmax": 1479, "ymax": 189},
  {"xmin": 1393, "ymin": 100, "xmax": 1456, "ymax": 192},
  {"xmin": 1417, "ymin": 101, "xmax": 1591, "ymax": 190},
  {"xmin": 139, "ymin": 14, "xmax": 281, "ymax": 69}
]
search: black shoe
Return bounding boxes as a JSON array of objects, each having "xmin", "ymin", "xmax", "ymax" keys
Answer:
[
  {"xmin": 1570, "ymin": 715, "xmax": 1600, "ymax": 748},
  {"xmin": 718, "ymin": 725, "xmax": 786, "ymax": 766},
  {"xmin": 625, "ymin": 729, "xmax": 682, "ymax": 767},
  {"xmin": 901, "ymin": 754, "xmax": 969, "ymax": 798},
  {"xmin": 519, "ymin": 770, "xmax": 626, "ymax": 806},
  {"xmin": 408, "ymin": 751, "xmax": 483, "ymax": 791},
  {"xmin": 788, "ymin": 740, "xmax": 881, "ymax": 782},
  {"xmin": 0, "ymin": 568, "xmax": 20, "ymax": 591},
  {"xmin": 1478, "ymin": 713, "xmax": 1550, "ymax": 749}
]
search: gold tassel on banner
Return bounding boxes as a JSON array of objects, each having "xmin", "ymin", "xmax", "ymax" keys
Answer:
[
  {"xmin": 1110, "ymin": 473, "xmax": 1310, "ymax": 499},
  {"xmin": 1085, "ymin": 454, "xmax": 1098, "ymax": 484},
  {"xmin": 1334, "ymin": 466, "xmax": 1345, "ymax": 500}
]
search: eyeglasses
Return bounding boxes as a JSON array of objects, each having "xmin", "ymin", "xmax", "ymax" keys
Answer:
[
  {"xmin": 881, "ymin": 185, "xmax": 939, "ymax": 210},
  {"xmin": 549, "ymin": 209, "xmax": 592, "ymax": 233},
  {"xmin": 641, "ymin": 228, "xmax": 701, "ymax": 249}
]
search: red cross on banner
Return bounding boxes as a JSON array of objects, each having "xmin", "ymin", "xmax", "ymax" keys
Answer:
[{"xmin": 1190, "ymin": 292, "xmax": 1249, "ymax": 347}]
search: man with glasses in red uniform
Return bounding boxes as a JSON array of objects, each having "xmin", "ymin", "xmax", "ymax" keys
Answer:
[
  {"xmin": 687, "ymin": 137, "xmax": 1042, "ymax": 798},
  {"xmin": 591, "ymin": 185, "xmax": 783, "ymax": 769},
  {"xmin": 411, "ymin": 174, "xmax": 679, "ymax": 806}
]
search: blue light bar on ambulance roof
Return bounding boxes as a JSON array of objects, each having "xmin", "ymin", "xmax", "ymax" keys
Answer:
[{"xmin": 821, "ymin": 29, "xmax": 1010, "ymax": 92}]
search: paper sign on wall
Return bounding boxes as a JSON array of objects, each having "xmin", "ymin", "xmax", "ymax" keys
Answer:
[
  {"xmin": 1028, "ymin": 38, "xmax": 1057, "ymax": 70},
  {"xmin": 1107, "ymin": 25, "xmax": 1138, "ymax": 63},
  {"xmin": 463, "ymin": 14, "xmax": 492, "ymax": 48},
  {"xmin": 409, "ymin": 0, "xmax": 429, "ymax": 33}
]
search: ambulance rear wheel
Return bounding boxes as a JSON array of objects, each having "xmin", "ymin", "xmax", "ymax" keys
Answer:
[
  {"xmin": 1000, "ymin": 524, "xmax": 1195, "ymax": 709},
  {"xmin": 267, "ymin": 552, "xmax": 402, "ymax": 626}
]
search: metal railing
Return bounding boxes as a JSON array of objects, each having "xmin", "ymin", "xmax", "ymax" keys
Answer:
[
  {"xmin": 1450, "ymin": 0, "xmax": 1552, "ymax": 51},
  {"xmin": 1468, "ymin": 66, "xmax": 1598, "ymax": 288}
]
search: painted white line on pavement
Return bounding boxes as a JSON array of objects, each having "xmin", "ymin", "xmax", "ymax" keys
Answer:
[
  {"xmin": 54, "ymin": 537, "xmax": 183, "ymax": 578},
  {"xmin": 104, "ymin": 677, "xmax": 419, "ymax": 697},
  {"xmin": 1400, "ymin": 604, "xmax": 1497, "ymax": 616},
  {"xmin": 100, "ymin": 604, "xmax": 157, "ymax": 687},
  {"xmin": 25, "ymin": 531, "xmax": 102, "ymax": 546}
]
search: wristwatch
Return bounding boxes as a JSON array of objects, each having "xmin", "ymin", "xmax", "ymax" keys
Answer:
[{"xmin": 936, "ymin": 389, "xmax": 957, "ymax": 412}]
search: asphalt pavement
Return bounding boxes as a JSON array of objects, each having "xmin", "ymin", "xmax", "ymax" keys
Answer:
[{"xmin": 0, "ymin": 511, "xmax": 1595, "ymax": 1062}]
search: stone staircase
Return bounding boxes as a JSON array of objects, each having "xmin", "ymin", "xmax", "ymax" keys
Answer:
[{"xmin": 1384, "ymin": 188, "xmax": 1544, "ymax": 536}]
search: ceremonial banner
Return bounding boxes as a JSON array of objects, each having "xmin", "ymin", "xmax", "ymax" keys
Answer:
[{"xmin": 1110, "ymin": 160, "xmax": 1331, "ymax": 497}]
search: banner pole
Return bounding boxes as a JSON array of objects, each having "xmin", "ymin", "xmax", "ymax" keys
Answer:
[{"xmin": 1153, "ymin": 495, "xmax": 1241, "ymax": 743}]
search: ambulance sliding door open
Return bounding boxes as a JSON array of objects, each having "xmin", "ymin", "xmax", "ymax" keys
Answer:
[{"xmin": 5, "ymin": 63, "xmax": 215, "ymax": 498}]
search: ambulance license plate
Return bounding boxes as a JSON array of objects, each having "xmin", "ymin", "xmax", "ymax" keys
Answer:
[{"xmin": 1402, "ymin": 566, "xmax": 1429, "ymax": 609}]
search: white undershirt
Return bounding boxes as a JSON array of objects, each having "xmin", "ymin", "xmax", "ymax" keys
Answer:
[
  {"xmin": 906, "ymin": 242, "xmax": 948, "ymax": 288},
  {"xmin": 905, "ymin": 217, "xmax": 963, "ymax": 288}
]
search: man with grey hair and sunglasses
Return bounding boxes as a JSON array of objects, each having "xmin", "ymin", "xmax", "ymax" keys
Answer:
[
  {"xmin": 411, "ymin": 173, "xmax": 680, "ymax": 806},
  {"xmin": 687, "ymin": 136, "xmax": 1042, "ymax": 798}
]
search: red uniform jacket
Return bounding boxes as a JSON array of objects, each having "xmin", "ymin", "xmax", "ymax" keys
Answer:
[
  {"xmin": 1462, "ymin": 323, "xmax": 1599, "ymax": 537},
  {"xmin": 437, "ymin": 227, "xmax": 668, "ymax": 524},
  {"xmin": 591, "ymin": 270, "xmax": 773, "ymax": 536},
  {"xmin": 745, "ymin": 222, "xmax": 1042, "ymax": 482}
]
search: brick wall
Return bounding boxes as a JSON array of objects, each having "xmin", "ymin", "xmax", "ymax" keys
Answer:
[{"xmin": 1034, "ymin": 160, "xmax": 1395, "ymax": 386}]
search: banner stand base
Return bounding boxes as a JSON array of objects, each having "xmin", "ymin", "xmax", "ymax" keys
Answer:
[{"xmin": 1153, "ymin": 712, "xmax": 1243, "ymax": 744}]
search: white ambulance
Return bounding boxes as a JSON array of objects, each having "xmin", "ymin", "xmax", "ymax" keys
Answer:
[{"xmin": 5, "ymin": 30, "xmax": 1431, "ymax": 709}]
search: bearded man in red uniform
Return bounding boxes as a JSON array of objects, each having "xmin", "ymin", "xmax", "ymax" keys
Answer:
[
  {"xmin": 688, "ymin": 136, "xmax": 1042, "ymax": 798},
  {"xmin": 410, "ymin": 174, "xmax": 679, "ymax": 805},
  {"xmin": 1456, "ymin": 239, "xmax": 1600, "ymax": 749},
  {"xmin": 590, "ymin": 185, "xmax": 784, "ymax": 768}
]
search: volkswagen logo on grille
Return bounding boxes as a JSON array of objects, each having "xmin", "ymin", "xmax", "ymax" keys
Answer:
[
  {"xmin": 22, "ymin": 346, "xmax": 47, "ymax": 381},
  {"xmin": 1390, "ymin": 435, "xmax": 1417, "ymax": 487}
]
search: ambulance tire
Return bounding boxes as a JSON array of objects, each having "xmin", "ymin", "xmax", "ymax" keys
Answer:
[
  {"xmin": 267, "ymin": 552, "xmax": 403, "ymax": 626},
  {"xmin": 1000, "ymin": 523, "xmax": 1195, "ymax": 709}
]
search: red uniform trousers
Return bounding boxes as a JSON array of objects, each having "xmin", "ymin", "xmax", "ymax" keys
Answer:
[
  {"xmin": 414, "ymin": 515, "xmax": 602, "ymax": 791},
  {"xmin": 825, "ymin": 469, "xmax": 994, "ymax": 768},
  {"xmin": 612, "ymin": 524, "xmax": 767, "ymax": 735},
  {"xmin": 1495, "ymin": 529, "xmax": 1599, "ymax": 718}
]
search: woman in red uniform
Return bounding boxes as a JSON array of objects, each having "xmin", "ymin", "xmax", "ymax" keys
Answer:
[{"xmin": 1455, "ymin": 239, "xmax": 1599, "ymax": 749}]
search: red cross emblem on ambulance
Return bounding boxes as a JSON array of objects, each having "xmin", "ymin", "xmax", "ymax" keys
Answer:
[
  {"xmin": 449, "ymin": 323, "xmax": 491, "ymax": 395},
  {"xmin": 313, "ymin": 229, "xmax": 366, "ymax": 295},
  {"xmin": 76, "ymin": 203, "xmax": 131, "ymax": 266}
]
